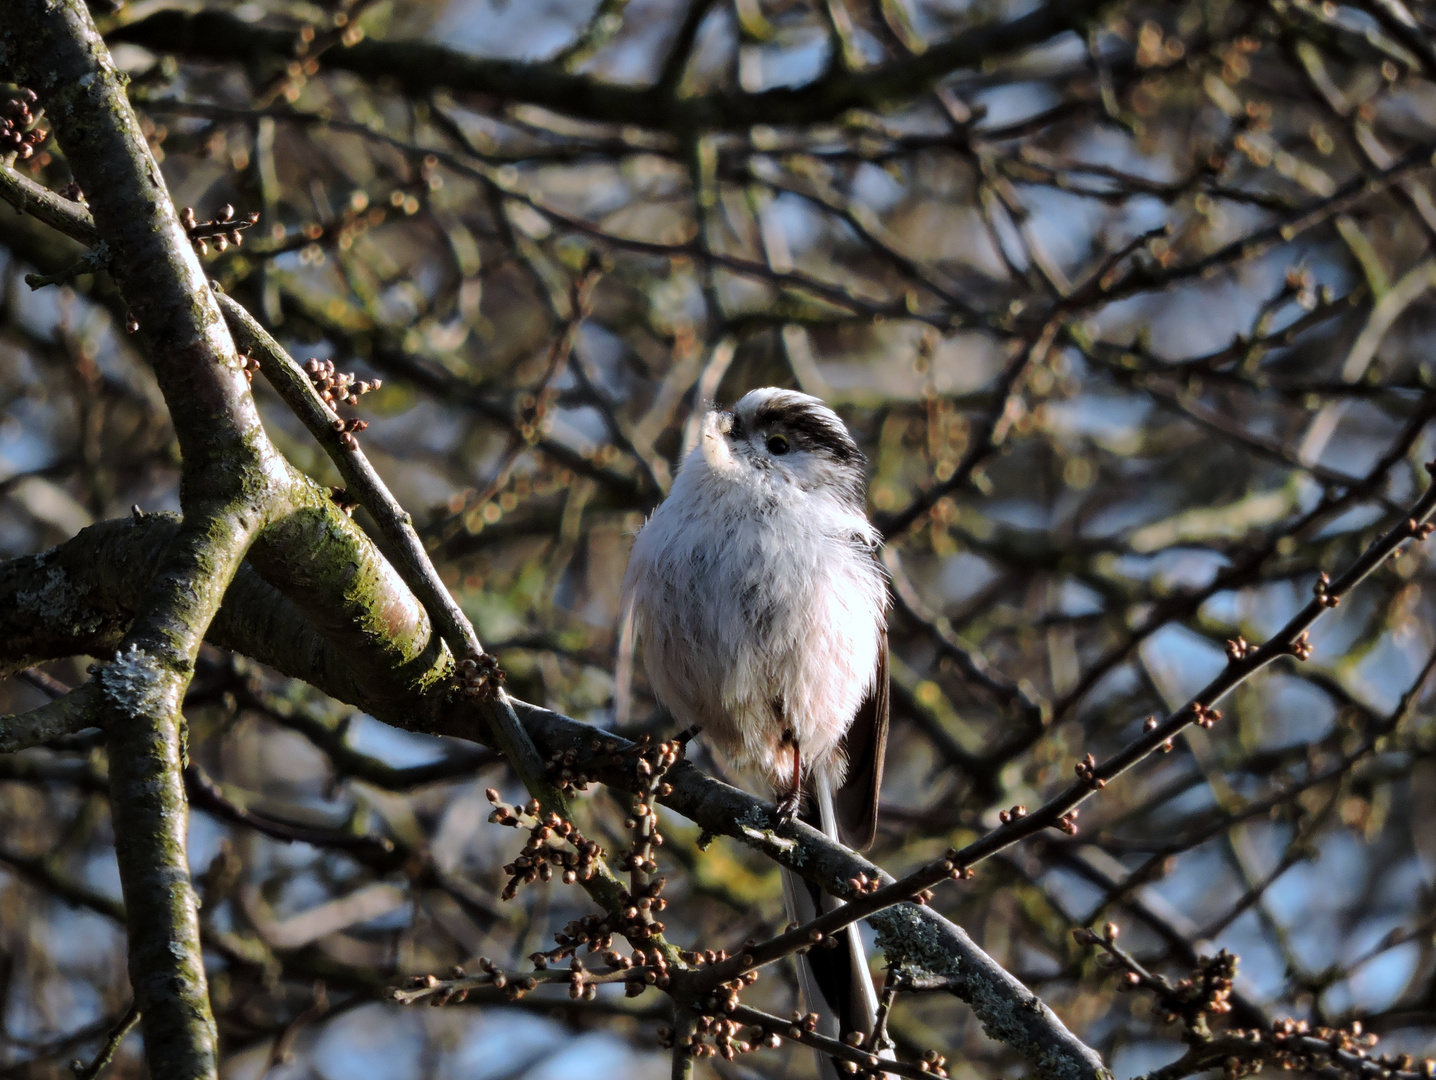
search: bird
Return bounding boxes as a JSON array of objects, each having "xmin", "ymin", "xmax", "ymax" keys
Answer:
[{"xmin": 621, "ymin": 387, "xmax": 890, "ymax": 1074}]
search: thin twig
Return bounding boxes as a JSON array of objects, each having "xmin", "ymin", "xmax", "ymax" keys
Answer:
[{"xmin": 71, "ymin": 1003, "xmax": 140, "ymax": 1080}]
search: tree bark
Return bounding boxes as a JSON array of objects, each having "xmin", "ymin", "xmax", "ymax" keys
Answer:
[{"xmin": 1, "ymin": 4, "xmax": 288, "ymax": 1075}]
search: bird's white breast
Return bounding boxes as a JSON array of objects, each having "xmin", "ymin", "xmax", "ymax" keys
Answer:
[{"xmin": 622, "ymin": 426, "xmax": 886, "ymax": 789}]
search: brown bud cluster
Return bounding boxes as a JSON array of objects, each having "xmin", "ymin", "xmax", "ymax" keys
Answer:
[
  {"xmin": 846, "ymin": 871, "xmax": 883, "ymax": 895},
  {"xmin": 620, "ymin": 798, "xmax": 663, "ymax": 876},
  {"xmin": 997, "ymin": 804, "xmax": 1028, "ymax": 825},
  {"xmin": 789, "ymin": 1010, "xmax": 822, "ymax": 1038},
  {"xmin": 1409, "ymin": 517, "xmax": 1435, "ymax": 541},
  {"xmin": 1313, "ymin": 571, "xmax": 1340, "ymax": 608},
  {"xmin": 545, "ymin": 745, "xmax": 594, "ymax": 792},
  {"xmin": 333, "ymin": 415, "xmax": 368, "ymax": 450},
  {"xmin": 698, "ymin": 967, "xmax": 762, "ymax": 1023},
  {"xmin": 1215, "ymin": 1017, "xmax": 1432, "ymax": 1080},
  {"xmin": 237, "ymin": 347, "xmax": 262, "ymax": 383},
  {"xmin": 1288, "ymin": 631, "xmax": 1313, "ymax": 662},
  {"xmin": 1224, "ymin": 636, "xmax": 1250, "ymax": 662},
  {"xmin": 1192, "ymin": 702, "xmax": 1223, "ymax": 729},
  {"xmin": 616, "ymin": 734, "xmax": 681, "ymax": 882},
  {"xmin": 682, "ymin": 944, "xmax": 755, "ymax": 970},
  {"xmin": 633, "ymin": 945, "xmax": 672, "ymax": 989},
  {"xmin": 613, "ymin": 877, "xmax": 669, "ymax": 942},
  {"xmin": 1055, "ymin": 808, "xmax": 1080, "ymax": 836},
  {"xmin": 485, "ymin": 790, "xmax": 602, "ymax": 899},
  {"xmin": 533, "ymin": 932, "xmax": 666, "ymax": 999},
  {"xmin": 918, "ymin": 1049, "xmax": 951, "ymax": 1077},
  {"xmin": 1156, "ymin": 949, "xmax": 1236, "ymax": 1026},
  {"xmin": 390, "ymin": 956, "xmax": 543, "ymax": 1006},
  {"xmin": 679, "ymin": 1002, "xmax": 907, "ymax": 1069},
  {"xmin": 632, "ymin": 733, "xmax": 683, "ymax": 777},
  {"xmin": 940, "ymin": 850, "xmax": 975, "ymax": 880},
  {"xmin": 565, "ymin": 955, "xmax": 602, "ymax": 1001},
  {"xmin": 1082, "ymin": 929, "xmax": 1239, "ymax": 1039},
  {"xmin": 694, "ymin": 1015, "xmax": 750, "ymax": 1061},
  {"xmin": 534, "ymin": 912, "xmax": 618, "ymax": 967},
  {"xmin": 181, "ymin": 204, "xmax": 260, "ymax": 255},
  {"xmin": 1102, "ymin": 946, "xmax": 1237, "ymax": 1035},
  {"xmin": 1, "ymin": 90, "xmax": 46, "ymax": 160},
  {"xmin": 1073, "ymin": 752, "xmax": 1105, "ymax": 789},
  {"xmin": 455, "ymin": 654, "xmax": 504, "ymax": 699},
  {"xmin": 547, "ymin": 732, "xmax": 682, "ymax": 797},
  {"xmin": 303, "ymin": 356, "xmax": 382, "ymax": 409},
  {"xmin": 659, "ymin": 1014, "xmax": 763, "ymax": 1061},
  {"xmin": 752, "ymin": 1011, "xmax": 905, "ymax": 1078}
]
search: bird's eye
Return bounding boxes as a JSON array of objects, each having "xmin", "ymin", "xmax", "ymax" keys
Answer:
[{"xmin": 766, "ymin": 434, "xmax": 790, "ymax": 455}]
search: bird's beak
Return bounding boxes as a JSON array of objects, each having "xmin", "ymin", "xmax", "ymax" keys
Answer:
[{"xmin": 699, "ymin": 409, "xmax": 740, "ymax": 474}]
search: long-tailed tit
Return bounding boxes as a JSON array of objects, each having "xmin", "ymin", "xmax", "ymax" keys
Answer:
[{"xmin": 622, "ymin": 387, "xmax": 890, "ymax": 1066}]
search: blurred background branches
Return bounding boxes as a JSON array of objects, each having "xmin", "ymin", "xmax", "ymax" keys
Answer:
[{"xmin": 9, "ymin": 0, "xmax": 1436, "ymax": 1077}]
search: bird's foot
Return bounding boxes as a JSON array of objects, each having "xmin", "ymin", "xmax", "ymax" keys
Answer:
[
  {"xmin": 672, "ymin": 724, "xmax": 702, "ymax": 762},
  {"xmin": 774, "ymin": 787, "xmax": 801, "ymax": 827}
]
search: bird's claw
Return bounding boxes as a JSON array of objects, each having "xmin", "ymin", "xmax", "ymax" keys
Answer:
[
  {"xmin": 774, "ymin": 788, "xmax": 801, "ymax": 827},
  {"xmin": 672, "ymin": 724, "xmax": 702, "ymax": 762}
]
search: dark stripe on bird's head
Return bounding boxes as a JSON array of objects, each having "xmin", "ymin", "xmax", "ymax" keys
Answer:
[{"xmin": 753, "ymin": 399, "xmax": 863, "ymax": 465}]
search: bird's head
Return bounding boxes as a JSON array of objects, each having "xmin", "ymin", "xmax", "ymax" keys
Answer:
[{"xmin": 698, "ymin": 387, "xmax": 866, "ymax": 507}]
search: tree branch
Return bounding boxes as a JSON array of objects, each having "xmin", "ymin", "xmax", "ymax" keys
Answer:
[
  {"xmin": 2, "ymin": 5, "xmax": 294, "ymax": 1076},
  {"xmin": 0, "ymin": 680, "xmax": 102, "ymax": 753},
  {"xmin": 0, "ymin": 518, "xmax": 1109, "ymax": 1080},
  {"xmin": 110, "ymin": 1, "xmax": 1106, "ymax": 130},
  {"xmin": 26, "ymin": 430, "xmax": 1425, "ymax": 1079}
]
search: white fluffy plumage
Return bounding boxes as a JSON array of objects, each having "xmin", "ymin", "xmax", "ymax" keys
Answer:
[
  {"xmin": 622, "ymin": 389, "xmax": 891, "ymax": 1073},
  {"xmin": 622, "ymin": 387, "xmax": 887, "ymax": 798}
]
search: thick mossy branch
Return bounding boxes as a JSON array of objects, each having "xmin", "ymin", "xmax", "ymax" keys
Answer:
[
  {"xmin": 1, "ymin": 5, "xmax": 287, "ymax": 1078},
  {"xmin": 0, "ymin": 681, "xmax": 103, "ymax": 753},
  {"xmin": 0, "ymin": 153, "xmax": 564, "ymax": 873},
  {"xmin": 247, "ymin": 502, "xmax": 443, "ymax": 688},
  {"xmin": 90, "ymin": 505, "xmax": 262, "ymax": 1080},
  {"xmin": 216, "ymin": 301, "xmax": 617, "ymax": 928},
  {"xmin": 0, "ymin": 538, "xmax": 135, "ymax": 671},
  {"xmin": 110, "ymin": 2, "xmax": 1105, "ymax": 130},
  {"xmin": 220, "ymin": 297, "xmax": 489, "ymax": 661},
  {"xmin": 0, "ymin": 514, "xmax": 449, "ymax": 711}
]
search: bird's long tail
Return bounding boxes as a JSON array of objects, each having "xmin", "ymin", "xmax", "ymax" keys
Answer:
[{"xmin": 781, "ymin": 774, "xmax": 882, "ymax": 1080}]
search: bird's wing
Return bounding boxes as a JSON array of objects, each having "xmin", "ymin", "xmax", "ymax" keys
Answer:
[{"xmin": 835, "ymin": 629, "xmax": 888, "ymax": 851}]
